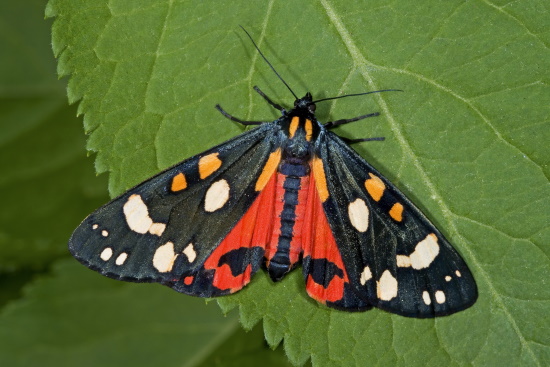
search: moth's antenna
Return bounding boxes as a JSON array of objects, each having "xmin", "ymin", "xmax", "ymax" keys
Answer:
[
  {"xmin": 312, "ymin": 89, "xmax": 403, "ymax": 104},
  {"xmin": 240, "ymin": 26, "xmax": 298, "ymax": 100}
]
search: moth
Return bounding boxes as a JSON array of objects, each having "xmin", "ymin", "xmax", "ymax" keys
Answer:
[{"xmin": 69, "ymin": 28, "xmax": 477, "ymax": 318}]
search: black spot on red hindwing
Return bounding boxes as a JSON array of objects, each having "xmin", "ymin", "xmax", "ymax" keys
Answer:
[
  {"xmin": 218, "ymin": 247, "xmax": 264, "ymax": 277},
  {"xmin": 303, "ymin": 256, "xmax": 344, "ymax": 288}
]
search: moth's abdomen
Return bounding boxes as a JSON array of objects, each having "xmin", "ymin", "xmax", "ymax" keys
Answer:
[{"xmin": 265, "ymin": 169, "xmax": 310, "ymax": 281}]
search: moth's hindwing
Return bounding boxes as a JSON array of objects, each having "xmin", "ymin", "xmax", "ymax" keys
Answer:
[
  {"xmin": 312, "ymin": 130, "xmax": 477, "ymax": 317},
  {"xmin": 300, "ymin": 167, "xmax": 372, "ymax": 311},
  {"xmin": 69, "ymin": 123, "xmax": 281, "ymax": 297}
]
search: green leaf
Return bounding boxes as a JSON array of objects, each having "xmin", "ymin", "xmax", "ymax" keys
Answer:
[
  {"xmin": 47, "ymin": 0, "xmax": 549, "ymax": 366},
  {"xmin": 197, "ymin": 324, "xmax": 297, "ymax": 367}
]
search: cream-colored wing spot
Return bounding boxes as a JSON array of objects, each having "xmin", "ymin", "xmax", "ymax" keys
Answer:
[
  {"xmin": 435, "ymin": 290, "xmax": 446, "ymax": 304},
  {"xmin": 100, "ymin": 247, "xmax": 113, "ymax": 261},
  {"xmin": 153, "ymin": 242, "xmax": 178, "ymax": 273},
  {"xmin": 149, "ymin": 223, "xmax": 166, "ymax": 236},
  {"xmin": 376, "ymin": 270, "xmax": 398, "ymax": 301},
  {"xmin": 204, "ymin": 179, "xmax": 230, "ymax": 212},
  {"xmin": 359, "ymin": 266, "xmax": 372, "ymax": 285},
  {"xmin": 115, "ymin": 252, "xmax": 128, "ymax": 265},
  {"xmin": 422, "ymin": 291, "xmax": 431, "ymax": 305},
  {"xmin": 396, "ymin": 255, "xmax": 411, "ymax": 268},
  {"xmin": 183, "ymin": 243, "xmax": 197, "ymax": 263},
  {"xmin": 396, "ymin": 233, "xmax": 439, "ymax": 270},
  {"xmin": 348, "ymin": 198, "xmax": 369, "ymax": 232},
  {"xmin": 123, "ymin": 194, "xmax": 166, "ymax": 236}
]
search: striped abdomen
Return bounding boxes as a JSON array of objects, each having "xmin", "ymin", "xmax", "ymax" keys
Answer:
[{"xmin": 265, "ymin": 162, "xmax": 311, "ymax": 281}]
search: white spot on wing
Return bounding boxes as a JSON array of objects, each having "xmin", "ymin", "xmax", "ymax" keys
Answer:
[
  {"xmin": 101, "ymin": 230, "xmax": 109, "ymax": 237},
  {"xmin": 153, "ymin": 242, "xmax": 178, "ymax": 273},
  {"xmin": 123, "ymin": 194, "xmax": 152, "ymax": 234},
  {"xmin": 396, "ymin": 233, "xmax": 440, "ymax": 270},
  {"xmin": 396, "ymin": 255, "xmax": 411, "ymax": 267},
  {"xmin": 435, "ymin": 290, "xmax": 446, "ymax": 304},
  {"xmin": 348, "ymin": 198, "xmax": 369, "ymax": 232},
  {"xmin": 204, "ymin": 179, "xmax": 230, "ymax": 212},
  {"xmin": 183, "ymin": 243, "xmax": 197, "ymax": 263},
  {"xmin": 115, "ymin": 252, "xmax": 128, "ymax": 265},
  {"xmin": 359, "ymin": 266, "xmax": 372, "ymax": 285},
  {"xmin": 376, "ymin": 270, "xmax": 398, "ymax": 301},
  {"xmin": 123, "ymin": 194, "xmax": 166, "ymax": 236},
  {"xmin": 92, "ymin": 224, "xmax": 98, "ymax": 230},
  {"xmin": 100, "ymin": 247, "xmax": 113, "ymax": 261},
  {"xmin": 455, "ymin": 270, "xmax": 462, "ymax": 277},
  {"xmin": 149, "ymin": 223, "xmax": 166, "ymax": 236},
  {"xmin": 445, "ymin": 275, "xmax": 452, "ymax": 282},
  {"xmin": 422, "ymin": 291, "xmax": 431, "ymax": 305}
]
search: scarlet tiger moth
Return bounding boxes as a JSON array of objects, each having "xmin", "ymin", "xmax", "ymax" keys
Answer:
[{"xmin": 69, "ymin": 27, "xmax": 477, "ymax": 318}]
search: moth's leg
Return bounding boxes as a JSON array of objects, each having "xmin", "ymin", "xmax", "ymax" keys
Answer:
[{"xmin": 215, "ymin": 105, "xmax": 267, "ymax": 126}]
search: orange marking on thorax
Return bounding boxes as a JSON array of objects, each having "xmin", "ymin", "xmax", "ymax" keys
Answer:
[
  {"xmin": 171, "ymin": 172, "xmax": 187, "ymax": 192},
  {"xmin": 389, "ymin": 202, "xmax": 403, "ymax": 222},
  {"xmin": 312, "ymin": 156, "xmax": 329, "ymax": 202},
  {"xmin": 199, "ymin": 153, "xmax": 222, "ymax": 179},
  {"xmin": 365, "ymin": 173, "xmax": 385, "ymax": 201},
  {"xmin": 305, "ymin": 119, "xmax": 313, "ymax": 141},
  {"xmin": 289, "ymin": 116, "xmax": 299, "ymax": 138},
  {"xmin": 255, "ymin": 149, "xmax": 281, "ymax": 191}
]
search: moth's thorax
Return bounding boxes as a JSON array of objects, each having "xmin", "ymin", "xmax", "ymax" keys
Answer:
[{"xmin": 279, "ymin": 113, "xmax": 319, "ymax": 174}]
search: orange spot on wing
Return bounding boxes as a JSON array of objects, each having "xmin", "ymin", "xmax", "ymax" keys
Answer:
[
  {"xmin": 199, "ymin": 153, "xmax": 222, "ymax": 179},
  {"xmin": 255, "ymin": 149, "xmax": 281, "ymax": 191},
  {"xmin": 289, "ymin": 116, "xmax": 299, "ymax": 138},
  {"xmin": 389, "ymin": 202, "xmax": 403, "ymax": 222},
  {"xmin": 365, "ymin": 173, "xmax": 385, "ymax": 201},
  {"xmin": 305, "ymin": 119, "xmax": 313, "ymax": 141},
  {"xmin": 171, "ymin": 172, "xmax": 187, "ymax": 192},
  {"xmin": 183, "ymin": 276, "xmax": 194, "ymax": 285},
  {"xmin": 312, "ymin": 156, "xmax": 329, "ymax": 202}
]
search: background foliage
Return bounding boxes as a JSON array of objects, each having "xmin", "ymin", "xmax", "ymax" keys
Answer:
[{"xmin": 0, "ymin": 0, "xmax": 548, "ymax": 366}]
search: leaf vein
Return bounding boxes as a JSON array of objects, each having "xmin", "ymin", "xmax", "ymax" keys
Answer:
[{"xmin": 320, "ymin": 0, "xmax": 543, "ymax": 364}]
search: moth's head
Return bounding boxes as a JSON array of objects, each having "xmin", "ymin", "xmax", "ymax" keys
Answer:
[{"xmin": 293, "ymin": 93, "xmax": 316, "ymax": 115}]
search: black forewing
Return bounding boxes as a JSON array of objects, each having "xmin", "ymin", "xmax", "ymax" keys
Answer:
[
  {"xmin": 69, "ymin": 122, "xmax": 282, "ymax": 292},
  {"xmin": 316, "ymin": 130, "xmax": 477, "ymax": 317}
]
